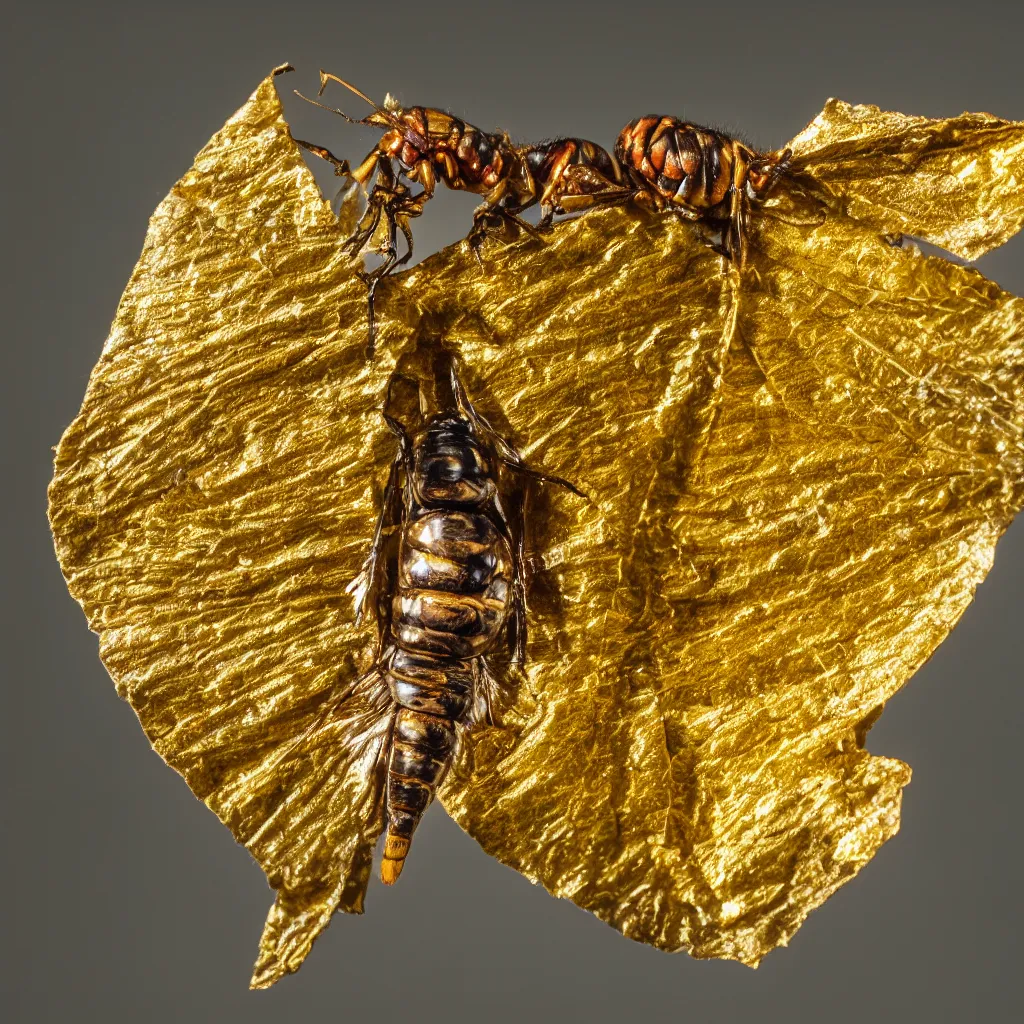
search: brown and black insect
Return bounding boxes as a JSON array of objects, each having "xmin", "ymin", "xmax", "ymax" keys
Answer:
[
  {"xmin": 614, "ymin": 116, "xmax": 791, "ymax": 262},
  {"xmin": 521, "ymin": 136, "xmax": 630, "ymax": 229},
  {"xmin": 349, "ymin": 349, "xmax": 583, "ymax": 883},
  {"xmin": 293, "ymin": 72, "xmax": 626, "ymax": 352},
  {"xmin": 550, "ymin": 115, "xmax": 792, "ymax": 263}
]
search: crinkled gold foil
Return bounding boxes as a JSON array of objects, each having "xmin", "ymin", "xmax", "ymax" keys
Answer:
[
  {"xmin": 788, "ymin": 98, "xmax": 1024, "ymax": 259},
  {"xmin": 49, "ymin": 68, "xmax": 402, "ymax": 988},
  {"xmin": 49, "ymin": 70, "xmax": 1024, "ymax": 987}
]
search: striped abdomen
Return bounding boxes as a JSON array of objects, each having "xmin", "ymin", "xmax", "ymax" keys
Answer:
[
  {"xmin": 381, "ymin": 509, "xmax": 511, "ymax": 882},
  {"xmin": 615, "ymin": 115, "xmax": 735, "ymax": 210}
]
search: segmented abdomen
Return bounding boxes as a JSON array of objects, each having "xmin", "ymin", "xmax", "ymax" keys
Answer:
[
  {"xmin": 382, "ymin": 510, "xmax": 511, "ymax": 868},
  {"xmin": 616, "ymin": 116, "xmax": 734, "ymax": 209}
]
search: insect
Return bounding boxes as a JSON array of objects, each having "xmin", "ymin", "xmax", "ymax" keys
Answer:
[
  {"xmin": 293, "ymin": 72, "xmax": 625, "ymax": 352},
  {"xmin": 532, "ymin": 115, "xmax": 793, "ymax": 263},
  {"xmin": 350, "ymin": 347, "xmax": 583, "ymax": 882},
  {"xmin": 520, "ymin": 136, "xmax": 631, "ymax": 229},
  {"xmin": 613, "ymin": 117, "xmax": 792, "ymax": 262},
  {"xmin": 49, "ymin": 66, "xmax": 1024, "ymax": 989}
]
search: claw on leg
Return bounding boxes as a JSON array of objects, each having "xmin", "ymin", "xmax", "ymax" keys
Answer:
[
  {"xmin": 467, "ymin": 212, "xmax": 494, "ymax": 266},
  {"xmin": 342, "ymin": 182, "xmax": 427, "ymax": 357},
  {"xmin": 292, "ymin": 137, "xmax": 352, "ymax": 179},
  {"xmin": 467, "ymin": 205, "xmax": 545, "ymax": 264}
]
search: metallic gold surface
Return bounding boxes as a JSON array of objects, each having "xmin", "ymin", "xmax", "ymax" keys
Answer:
[
  {"xmin": 50, "ymin": 70, "xmax": 1024, "ymax": 986},
  {"xmin": 49, "ymin": 68, "xmax": 402, "ymax": 989},
  {"xmin": 788, "ymin": 99, "xmax": 1024, "ymax": 260}
]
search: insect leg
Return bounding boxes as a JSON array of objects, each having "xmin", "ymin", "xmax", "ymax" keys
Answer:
[
  {"xmin": 292, "ymin": 137, "xmax": 353, "ymax": 179},
  {"xmin": 392, "ymin": 215, "xmax": 416, "ymax": 272},
  {"xmin": 546, "ymin": 164, "xmax": 637, "ymax": 219},
  {"xmin": 342, "ymin": 190, "xmax": 389, "ymax": 259},
  {"xmin": 467, "ymin": 180, "xmax": 513, "ymax": 260},
  {"xmin": 357, "ymin": 236, "xmax": 401, "ymax": 360},
  {"xmin": 547, "ymin": 183, "xmax": 638, "ymax": 225},
  {"xmin": 536, "ymin": 141, "xmax": 578, "ymax": 210},
  {"xmin": 728, "ymin": 140, "xmax": 752, "ymax": 266},
  {"xmin": 342, "ymin": 158, "xmax": 403, "ymax": 253},
  {"xmin": 497, "ymin": 450, "xmax": 587, "ymax": 498},
  {"xmin": 351, "ymin": 163, "xmax": 437, "ymax": 354},
  {"xmin": 501, "ymin": 193, "xmax": 540, "ymax": 222},
  {"xmin": 501, "ymin": 155, "xmax": 542, "ymax": 226},
  {"xmin": 450, "ymin": 362, "xmax": 587, "ymax": 498},
  {"xmin": 384, "ymin": 160, "xmax": 435, "ymax": 273},
  {"xmin": 557, "ymin": 163, "xmax": 632, "ymax": 200},
  {"xmin": 346, "ymin": 167, "xmax": 417, "ymax": 355},
  {"xmin": 499, "ymin": 208, "xmax": 546, "ymax": 240}
]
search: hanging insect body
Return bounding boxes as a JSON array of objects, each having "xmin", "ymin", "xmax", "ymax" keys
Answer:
[
  {"xmin": 292, "ymin": 72, "xmax": 625, "ymax": 351},
  {"xmin": 350, "ymin": 350, "xmax": 583, "ymax": 882}
]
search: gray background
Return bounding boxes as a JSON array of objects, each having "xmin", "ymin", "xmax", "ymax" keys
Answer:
[{"xmin": 5, "ymin": 1, "xmax": 1023, "ymax": 1021}]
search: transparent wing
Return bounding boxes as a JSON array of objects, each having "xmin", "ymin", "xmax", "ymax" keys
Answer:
[
  {"xmin": 49, "ymin": 70, "xmax": 400, "ymax": 988},
  {"xmin": 787, "ymin": 98, "xmax": 1024, "ymax": 259}
]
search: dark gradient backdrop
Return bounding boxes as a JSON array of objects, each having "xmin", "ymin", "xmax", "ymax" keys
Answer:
[{"xmin": 5, "ymin": 2, "xmax": 1023, "ymax": 1021}]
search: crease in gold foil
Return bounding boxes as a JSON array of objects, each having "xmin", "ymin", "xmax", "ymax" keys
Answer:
[{"xmin": 49, "ymin": 70, "xmax": 1024, "ymax": 986}]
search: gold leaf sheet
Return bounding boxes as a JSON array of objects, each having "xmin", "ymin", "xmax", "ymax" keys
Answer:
[
  {"xmin": 49, "ymin": 69, "xmax": 401, "ymax": 988},
  {"xmin": 789, "ymin": 99, "xmax": 1024, "ymax": 259},
  {"xmin": 49, "ymin": 70, "xmax": 1024, "ymax": 984},
  {"xmin": 393, "ymin": 207, "xmax": 1024, "ymax": 964}
]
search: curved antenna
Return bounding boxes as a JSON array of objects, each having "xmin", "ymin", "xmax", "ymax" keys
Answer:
[
  {"xmin": 318, "ymin": 71, "xmax": 379, "ymax": 109},
  {"xmin": 293, "ymin": 90, "xmax": 361, "ymax": 124},
  {"xmin": 449, "ymin": 361, "xmax": 588, "ymax": 500},
  {"xmin": 316, "ymin": 70, "xmax": 430, "ymax": 153}
]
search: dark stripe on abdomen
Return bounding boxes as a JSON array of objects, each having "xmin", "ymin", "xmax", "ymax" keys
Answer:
[
  {"xmin": 387, "ymin": 647, "xmax": 473, "ymax": 718},
  {"xmin": 391, "ymin": 509, "xmax": 510, "ymax": 659},
  {"xmin": 381, "ymin": 506, "xmax": 511, "ymax": 879},
  {"xmin": 384, "ymin": 707, "xmax": 456, "ymax": 844}
]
